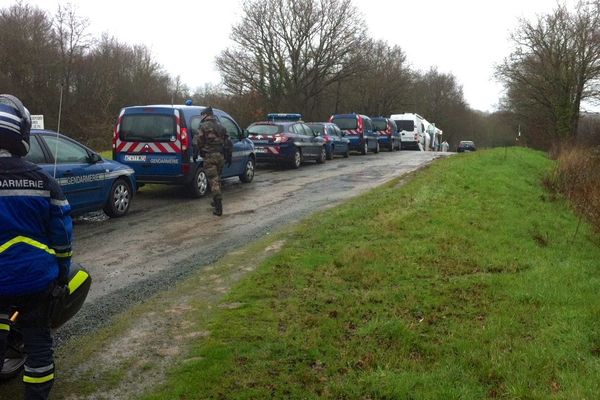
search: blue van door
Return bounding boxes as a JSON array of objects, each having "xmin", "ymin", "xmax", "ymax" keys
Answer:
[
  {"xmin": 218, "ymin": 115, "xmax": 243, "ymax": 176},
  {"xmin": 115, "ymin": 108, "xmax": 183, "ymax": 179}
]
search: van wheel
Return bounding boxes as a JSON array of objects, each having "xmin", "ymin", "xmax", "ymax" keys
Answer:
[
  {"xmin": 316, "ymin": 146, "xmax": 326, "ymax": 164},
  {"xmin": 290, "ymin": 147, "xmax": 302, "ymax": 169},
  {"xmin": 190, "ymin": 167, "xmax": 209, "ymax": 198},
  {"xmin": 104, "ymin": 178, "xmax": 132, "ymax": 218},
  {"xmin": 361, "ymin": 141, "xmax": 368, "ymax": 155},
  {"xmin": 374, "ymin": 141, "xmax": 380, "ymax": 154},
  {"xmin": 239, "ymin": 158, "xmax": 255, "ymax": 183}
]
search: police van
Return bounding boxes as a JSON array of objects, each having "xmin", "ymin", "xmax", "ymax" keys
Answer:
[
  {"xmin": 329, "ymin": 113, "xmax": 379, "ymax": 155},
  {"xmin": 390, "ymin": 113, "xmax": 425, "ymax": 150},
  {"xmin": 113, "ymin": 105, "xmax": 256, "ymax": 197}
]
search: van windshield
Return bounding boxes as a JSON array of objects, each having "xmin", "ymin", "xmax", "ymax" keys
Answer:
[
  {"xmin": 331, "ymin": 117, "xmax": 357, "ymax": 130},
  {"xmin": 394, "ymin": 120, "xmax": 414, "ymax": 131},
  {"xmin": 247, "ymin": 124, "xmax": 282, "ymax": 135},
  {"xmin": 120, "ymin": 114, "xmax": 176, "ymax": 142},
  {"xmin": 372, "ymin": 119, "xmax": 388, "ymax": 131}
]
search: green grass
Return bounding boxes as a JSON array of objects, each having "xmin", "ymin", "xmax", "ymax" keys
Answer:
[
  {"xmin": 138, "ymin": 147, "xmax": 599, "ymax": 399},
  {"xmin": 100, "ymin": 150, "xmax": 112, "ymax": 159}
]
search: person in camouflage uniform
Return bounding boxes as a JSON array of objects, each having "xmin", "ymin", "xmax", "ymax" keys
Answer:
[{"xmin": 194, "ymin": 106, "xmax": 232, "ymax": 216}]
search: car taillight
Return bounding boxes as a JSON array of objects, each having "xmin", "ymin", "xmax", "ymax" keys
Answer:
[
  {"xmin": 180, "ymin": 127, "xmax": 189, "ymax": 151},
  {"xmin": 273, "ymin": 134, "xmax": 289, "ymax": 143}
]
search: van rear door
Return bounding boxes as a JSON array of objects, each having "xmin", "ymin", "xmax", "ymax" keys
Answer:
[{"xmin": 114, "ymin": 107, "xmax": 184, "ymax": 179}]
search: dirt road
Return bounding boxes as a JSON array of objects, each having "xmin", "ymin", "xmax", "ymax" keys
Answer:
[{"xmin": 58, "ymin": 150, "xmax": 449, "ymax": 343}]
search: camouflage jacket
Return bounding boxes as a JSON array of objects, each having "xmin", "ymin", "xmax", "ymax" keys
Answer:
[{"xmin": 194, "ymin": 116, "xmax": 230, "ymax": 155}]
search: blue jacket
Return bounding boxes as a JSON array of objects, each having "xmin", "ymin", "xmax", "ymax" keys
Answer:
[{"xmin": 0, "ymin": 155, "xmax": 73, "ymax": 296}]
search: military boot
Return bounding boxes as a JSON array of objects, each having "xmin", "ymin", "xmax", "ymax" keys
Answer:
[{"xmin": 212, "ymin": 198, "xmax": 223, "ymax": 216}]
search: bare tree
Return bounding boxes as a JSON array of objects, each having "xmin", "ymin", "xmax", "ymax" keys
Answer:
[
  {"xmin": 497, "ymin": 1, "xmax": 600, "ymax": 147},
  {"xmin": 216, "ymin": 0, "xmax": 368, "ymax": 117},
  {"xmin": 53, "ymin": 3, "xmax": 92, "ymax": 107}
]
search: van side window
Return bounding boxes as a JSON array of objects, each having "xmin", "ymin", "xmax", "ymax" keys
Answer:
[
  {"xmin": 364, "ymin": 119, "xmax": 373, "ymax": 132},
  {"xmin": 220, "ymin": 117, "xmax": 241, "ymax": 140}
]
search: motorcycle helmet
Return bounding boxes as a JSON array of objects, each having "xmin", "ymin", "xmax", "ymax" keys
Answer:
[
  {"xmin": 0, "ymin": 94, "xmax": 31, "ymax": 157},
  {"xmin": 50, "ymin": 264, "xmax": 92, "ymax": 329}
]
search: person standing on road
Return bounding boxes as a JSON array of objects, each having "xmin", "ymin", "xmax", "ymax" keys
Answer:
[
  {"xmin": 193, "ymin": 106, "xmax": 232, "ymax": 216},
  {"xmin": 0, "ymin": 94, "xmax": 73, "ymax": 400},
  {"xmin": 441, "ymin": 140, "xmax": 449, "ymax": 152}
]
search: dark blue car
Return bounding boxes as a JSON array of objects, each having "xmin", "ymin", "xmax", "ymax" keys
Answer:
[
  {"xmin": 306, "ymin": 122, "xmax": 350, "ymax": 159},
  {"xmin": 247, "ymin": 121, "xmax": 326, "ymax": 168},
  {"xmin": 26, "ymin": 129, "xmax": 136, "ymax": 217},
  {"xmin": 329, "ymin": 113, "xmax": 379, "ymax": 155},
  {"xmin": 113, "ymin": 105, "xmax": 256, "ymax": 198}
]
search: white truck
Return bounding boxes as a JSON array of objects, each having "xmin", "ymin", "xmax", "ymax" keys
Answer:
[{"xmin": 390, "ymin": 113, "xmax": 425, "ymax": 150}]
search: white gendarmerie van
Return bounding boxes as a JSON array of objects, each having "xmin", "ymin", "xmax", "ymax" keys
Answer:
[{"xmin": 390, "ymin": 113, "xmax": 424, "ymax": 150}]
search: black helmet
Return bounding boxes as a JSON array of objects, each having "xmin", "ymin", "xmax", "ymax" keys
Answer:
[
  {"xmin": 0, "ymin": 94, "xmax": 31, "ymax": 157},
  {"xmin": 50, "ymin": 264, "xmax": 92, "ymax": 329},
  {"xmin": 200, "ymin": 106, "xmax": 214, "ymax": 120}
]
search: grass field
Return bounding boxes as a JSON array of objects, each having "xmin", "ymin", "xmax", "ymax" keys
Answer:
[{"xmin": 138, "ymin": 147, "xmax": 600, "ymax": 399}]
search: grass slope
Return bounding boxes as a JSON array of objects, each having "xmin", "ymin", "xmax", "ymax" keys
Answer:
[{"xmin": 141, "ymin": 148, "xmax": 600, "ymax": 399}]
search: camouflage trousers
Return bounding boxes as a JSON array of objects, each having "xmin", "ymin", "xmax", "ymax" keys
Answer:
[{"xmin": 204, "ymin": 153, "xmax": 225, "ymax": 200}]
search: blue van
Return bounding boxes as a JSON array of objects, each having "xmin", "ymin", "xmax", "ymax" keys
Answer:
[
  {"xmin": 113, "ymin": 105, "xmax": 255, "ymax": 197},
  {"xmin": 371, "ymin": 117, "xmax": 400, "ymax": 151},
  {"xmin": 329, "ymin": 113, "xmax": 379, "ymax": 155}
]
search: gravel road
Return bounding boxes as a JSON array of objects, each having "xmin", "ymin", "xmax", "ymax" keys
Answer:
[{"xmin": 57, "ymin": 150, "xmax": 450, "ymax": 343}]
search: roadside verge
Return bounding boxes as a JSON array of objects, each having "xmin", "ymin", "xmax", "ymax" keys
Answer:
[{"xmin": 47, "ymin": 148, "xmax": 600, "ymax": 398}]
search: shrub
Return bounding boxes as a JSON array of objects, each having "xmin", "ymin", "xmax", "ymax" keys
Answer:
[{"xmin": 545, "ymin": 145, "xmax": 600, "ymax": 230}]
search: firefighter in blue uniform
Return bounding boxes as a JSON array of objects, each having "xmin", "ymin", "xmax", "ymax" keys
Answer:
[{"xmin": 0, "ymin": 94, "xmax": 73, "ymax": 400}]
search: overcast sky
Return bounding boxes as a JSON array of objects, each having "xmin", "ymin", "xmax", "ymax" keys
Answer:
[{"xmin": 0, "ymin": 0, "xmax": 585, "ymax": 112}]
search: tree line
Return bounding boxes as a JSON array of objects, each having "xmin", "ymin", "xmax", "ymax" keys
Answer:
[
  {"xmin": 1, "ymin": 0, "xmax": 540, "ymax": 151},
  {"xmin": 497, "ymin": 0, "xmax": 600, "ymax": 150}
]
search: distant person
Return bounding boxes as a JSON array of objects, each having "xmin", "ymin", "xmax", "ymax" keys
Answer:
[
  {"xmin": 0, "ymin": 94, "xmax": 73, "ymax": 400},
  {"xmin": 441, "ymin": 140, "xmax": 449, "ymax": 152},
  {"xmin": 193, "ymin": 106, "xmax": 233, "ymax": 216}
]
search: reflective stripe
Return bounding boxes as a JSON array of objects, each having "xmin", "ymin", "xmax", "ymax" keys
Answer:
[
  {"xmin": 50, "ymin": 198, "xmax": 69, "ymax": 207},
  {"xmin": 69, "ymin": 270, "xmax": 89, "ymax": 294},
  {"xmin": 55, "ymin": 251, "xmax": 72, "ymax": 258},
  {"xmin": 0, "ymin": 323, "xmax": 9, "ymax": 331},
  {"xmin": 23, "ymin": 373, "xmax": 54, "ymax": 384},
  {"xmin": 24, "ymin": 364, "xmax": 54, "ymax": 374},
  {"xmin": 0, "ymin": 189, "xmax": 50, "ymax": 197},
  {"xmin": 0, "ymin": 236, "xmax": 55, "ymax": 256}
]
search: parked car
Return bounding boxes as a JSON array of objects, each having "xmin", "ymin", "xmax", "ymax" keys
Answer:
[
  {"xmin": 371, "ymin": 117, "xmax": 400, "ymax": 151},
  {"xmin": 247, "ymin": 121, "xmax": 326, "ymax": 168},
  {"xmin": 329, "ymin": 113, "xmax": 379, "ymax": 155},
  {"xmin": 26, "ymin": 129, "xmax": 136, "ymax": 217},
  {"xmin": 390, "ymin": 113, "xmax": 425, "ymax": 150},
  {"xmin": 457, "ymin": 140, "xmax": 476, "ymax": 152},
  {"xmin": 113, "ymin": 104, "xmax": 255, "ymax": 198},
  {"xmin": 306, "ymin": 122, "xmax": 350, "ymax": 159}
]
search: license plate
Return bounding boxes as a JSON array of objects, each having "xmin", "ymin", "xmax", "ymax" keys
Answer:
[
  {"xmin": 124, "ymin": 155, "xmax": 147, "ymax": 162},
  {"xmin": 255, "ymin": 148, "xmax": 267, "ymax": 153}
]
